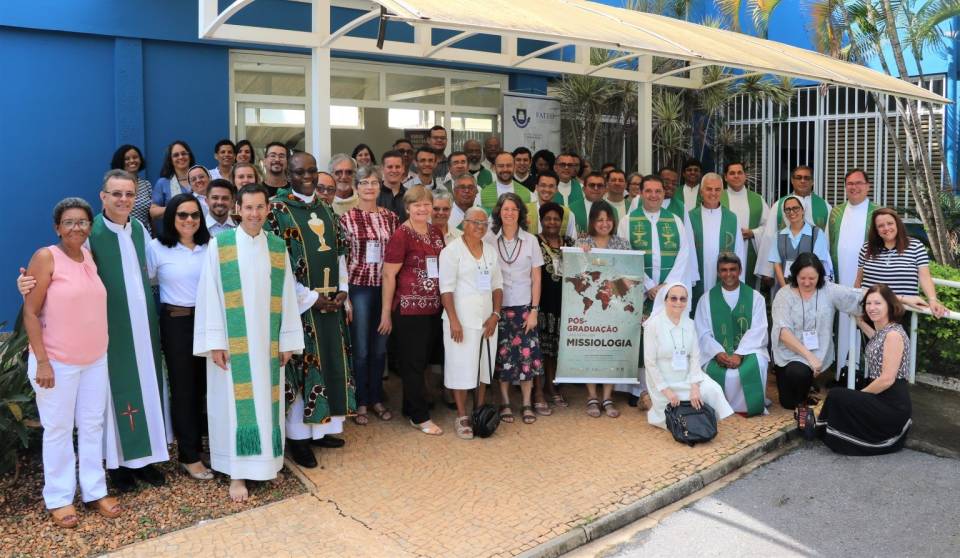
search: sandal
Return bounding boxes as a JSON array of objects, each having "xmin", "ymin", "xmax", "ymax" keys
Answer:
[
  {"xmin": 585, "ymin": 398, "xmax": 601, "ymax": 418},
  {"xmin": 454, "ymin": 416, "xmax": 474, "ymax": 440},
  {"xmin": 86, "ymin": 495, "xmax": 122, "ymax": 519},
  {"xmin": 522, "ymin": 405, "xmax": 537, "ymax": 424},
  {"xmin": 602, "ymin": 399, "xmax": 620, "ymax": 418},
  {"xmin": 551, "ymin": 393, "xmax": 569, "ymax": 408},
  {"xmin": 499, "ymin": 405, "xmax": 515, "ymax": 423},
  {"xmin": 353, "ymin": 412, "xmax": 369, "ymax": 426},
  {"xmin": 50, "ymin": 504, "xmax": 79, "ymax": 529},
  {"xmin": 372, "ymin": 404, "xmax": 393, "ymax": 421},
  {"xmin": 409, "ymin": 419, "xmax": 443, "ymax": 436},
  {"xmin": 533, "ymin": 401, "xmax": 553, "ymax": 416},
  {"xmin": 638, "ymin": 392, "xmax": 653, "ymax": 412}
]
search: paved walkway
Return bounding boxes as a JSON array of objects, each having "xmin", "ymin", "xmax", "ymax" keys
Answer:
[{"xmin": 111, "ymin": 380, "xmax": 793, "ymax": 558}]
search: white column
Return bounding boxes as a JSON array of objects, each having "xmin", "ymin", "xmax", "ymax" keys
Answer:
[
  {"xmin": 636, "ymin": 56, "xmax": 653, "ymax": 174},
  {"xmin": 311, "ymin": 0, "xmax": 332, "ymax": 165}
]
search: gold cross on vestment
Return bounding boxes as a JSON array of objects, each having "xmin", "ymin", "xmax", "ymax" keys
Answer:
[
  {"xmin": 121, "ymin": 402, "xmax": 139, "ymax": 432},
  {"xmin": 314, "ymin": 267, "xmax": 337, "ymax": 297}
]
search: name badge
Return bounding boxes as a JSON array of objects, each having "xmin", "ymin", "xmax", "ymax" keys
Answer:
[
  {"xmin": 426, "ymin": 256, "xmax": 440, "ymax": 279},
  {"xmin": 672, "ymin": 350, "xmax": 687, "ymax": 371},
  {"xmin": 476, "ymin": 269, "xmax": 492, "ymax": 291},
  {"xmin": 365, "ymin": 240, "xmax": 382, "ymax": 264},
  {"xmin": 802, "ymin": 330, "xmax": 819, "ymax": 350}
]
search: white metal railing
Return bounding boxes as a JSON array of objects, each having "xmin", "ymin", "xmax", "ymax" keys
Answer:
[{"xmin": 842, "ymin": 277, "xmax": 960, "ymax": 388}]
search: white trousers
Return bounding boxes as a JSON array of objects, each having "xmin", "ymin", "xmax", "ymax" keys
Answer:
[
  {"xmin": 285, "ymin": 394, "xmax": 345, "ymax": 441},
  {"xmin": 28, "ymin": 353, "xmax": 109, "ymax": 509}
]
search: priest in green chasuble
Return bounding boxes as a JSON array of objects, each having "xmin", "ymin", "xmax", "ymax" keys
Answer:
[
  {"xmin": 194, "ymin": 184, "xmax": 304, "ymax": 502},
  {"xmin": 266, "ymin": 152, "xmax": 356, "ymax": 469},
  {"xmin": 694, "ymin": 254, "xmax": 769, "ymax": 417}
]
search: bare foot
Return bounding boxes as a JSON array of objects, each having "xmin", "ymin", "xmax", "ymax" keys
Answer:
[{"xmin": 229, "ymin": 479, "xmax": 249, "ymax": 503}]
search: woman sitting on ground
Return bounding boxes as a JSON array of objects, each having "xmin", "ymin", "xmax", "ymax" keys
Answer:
[
  {"xmin": 813, "ymin": 284, "xmax": 916, "ymax": 455},
  {"xmin": 643, "ymin": 282, "xmax": 734, "ymax": 430}
]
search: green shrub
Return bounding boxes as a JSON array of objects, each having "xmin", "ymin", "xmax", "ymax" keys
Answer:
[
  {"xmin": 0, "ymin": 315, "xmax": 37, "ymax": 477},
  {"xmin": 917, "ymin": 262, "xmax": 960, "ymax": 378}
]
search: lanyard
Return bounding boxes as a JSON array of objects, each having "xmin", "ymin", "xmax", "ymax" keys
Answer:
[
  {"xmin": 800, "ymin": 290, "xmax": 819, "ymax": 331},
  {"xmin": 668, "ymin": 325, "xmax": 685, "ymax": 352}
]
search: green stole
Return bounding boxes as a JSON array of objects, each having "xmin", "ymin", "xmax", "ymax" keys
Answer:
[
  {"xmin": 828, "ymin": 201, "xmax": 877, "ymax": 276},
  {"xmin": 689, "ymin": 206, "xmax": 739, "ymax": 310},
  {"xmin": 628, "ymin": 208, "xmax": 680, "ymax": 315},
  {"xmin": 703, "ymin": 284, "xmax": 765, "ymax": 416},
  {"xmin": 526, "ymin": 202, "xmax": 571, "ymax": 237},
  {"xmin": 568, "ymin": 199, "xmax": 618, "ymax": 235},
  {"xmin": 266, "ymin": 193, "xmax": 356, "ymax": 422},
  {"xmin": 561, "ymin": 178, "xmax": 585, "ymax": 206},
  {"xmin": 217, "ymin": 229, "xmax": 284, "ymax": 457},
  {"xmin": 720, "ymin": 189, "xmax": 764, "ymax": 280},
  {"xmin": 479, "ymin": 181, "xmax": 532, "ymax": 213},
  {"xmin": 88, "ymin": 215, "xmax": 163, "ymax": 460},
  {"xmin": 664, "ymin": 195, "xmax": 685, "ymax": 219},
  {"xmin": 776, "ymin": 194, "xmax": 829, "ymax": 230},
  {"xmin": 474, "ymin": 167, "xmax": 494, "ymax": 187}
]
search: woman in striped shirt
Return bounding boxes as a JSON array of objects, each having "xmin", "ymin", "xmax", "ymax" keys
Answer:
[
  {"xmin": 339, "ymin": 165, "xmax": 400, "ymax": 425},
  {"xmin": 855, "ymin": 208, "xmax": 948, "ymax": 318}
]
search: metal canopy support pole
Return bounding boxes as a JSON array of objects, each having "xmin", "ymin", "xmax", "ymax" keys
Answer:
[
  {"xmin": 636, "ymin": 56, "xmax": 653, "ymax": 174},
  {"xmin": 311, "ymin": 0, "xmax": 331, "ymax": 165}
]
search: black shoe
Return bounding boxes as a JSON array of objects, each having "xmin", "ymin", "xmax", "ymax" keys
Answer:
[
  {"xmin": 287, "ymin": 439, "xmax": 318, "ymax": 468},
  {"xmin": 133, "ymin": 463, "xmax": 166, "ymax": 487},
  {"xmin": 109, "ymin": 467, "xmax": 137, "ymax": 493},
  {"xmin": 310, "ymin": 436, "xmax": 345, "ymax": 449},
  {"xmin": 627, "ymin": 394, "xmax": 639, "ymax": 408}
]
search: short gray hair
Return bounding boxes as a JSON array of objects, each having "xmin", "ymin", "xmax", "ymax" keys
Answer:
[
  {"xmin": 53, "ymin": 197, "xmax": 94, "ymax": 225},
  {"xmin": 464, "ymin": 206, "xmax": 487, "ymax": 221},
  {"xmin": 453, "ymin": 174, "xmax": 477, "ymax": 189},
  {"xmin": 102, "ymin": 169, "xmax": 137, "ymax": 191},
  {"xmin": 701, "ymin": 172, "xmax": 723, "ymax": 187},
  {"xmin": 329, "ymin": 153, "xmax": 356, "ymax": 173},
  {"xmin": 432, "ymin": 188, "xmax": 453, "ymax": 205},
  {"xmin": 356, "ymin": 165, "xmax": 382, "ymax": 182}
]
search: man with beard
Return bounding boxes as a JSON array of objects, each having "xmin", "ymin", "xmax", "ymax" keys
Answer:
[
  {"xmin": 476, "ymin": 151, "xmax": 531, "ymax": 213},
  {"xmin": 205, "ymin": 179, "xmax": 238, "ymax": 236},
  {"xmin": 428, "ymin": 125, "xmax": 449, "ymax": 179},
  {"xmin": 553, "ymin": 151, "xmax": 585, "ymax": 206},
  {"xmin": 463, "ymin": 139, "xmax": 493, "ymax": 187},
  {"xmin": 265, "ymin": 152, "xmax": 356, "ymax": 469},
  {"xmin": 449, "ymin": 173, "xmax": 478, "ymax": 230},
  {"xmin": 263, "ymin": 142, "xmax": 291, "ymax": 197},
  {"xmin": 512, "ymin": 147, "xmax": 536, "ymax": 191},
  {"xmin": 525, "ymin": 171, "xmax": 577, "ymax": 238},
  {"xmin": 329, "ymin": 154, "xmax": 359, "ymax": 216}
]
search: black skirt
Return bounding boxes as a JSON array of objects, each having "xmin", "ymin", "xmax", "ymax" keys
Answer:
[{"xmin": 818, "ymin": 379, "xmax": 912, "ymax": 456}]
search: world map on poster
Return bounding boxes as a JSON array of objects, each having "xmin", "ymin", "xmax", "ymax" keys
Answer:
[{"xmin": 565, "ymin": 271, "xmax": 639, "ymax": 315}]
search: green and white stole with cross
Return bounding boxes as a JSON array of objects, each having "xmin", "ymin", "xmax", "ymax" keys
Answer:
[
  {"xmin": 628, "ymin": 208, "xmax": 681, "ymax": 315},
  {"xmin": 689, "ymin": 206, "xmax": 739, "ymax": 308},
  {"xmin": 828, "ymin": 201, "xmax": 877, "ymax": 275},
  {"xmin": 88, "ymin": 214, "xmax": 164, "ymax": 460},
  {"xmin": 775, "ymin": 194, "xmax": 829, "ymax": 230},
  {"xmin": 266, "ymin": 194, "xmax": 356, "ymax": 422},
  {"xmin": 217, "ymin": 228, "xmax": 285, "ymax": 458},
  {"xmin": 720, "ymin": 189, "xmax": 764, "ymax": 280},
  {"xmin": 703, "ymin": 283, "xmax": 765, "ymax": 416}
]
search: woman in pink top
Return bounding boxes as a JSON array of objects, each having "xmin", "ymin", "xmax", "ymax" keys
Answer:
[{"xmin": 22, "ymin": 198, "xmax": 120, "ymax": 529}]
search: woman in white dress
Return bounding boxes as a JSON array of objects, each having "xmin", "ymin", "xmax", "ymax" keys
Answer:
[
  {"xmin": 439, "ymin": 207, "xmax": 503, "ymax": 439},
  {"xmin": 644, "ymin": 282, "xmax": 734, "ymax": 429}
]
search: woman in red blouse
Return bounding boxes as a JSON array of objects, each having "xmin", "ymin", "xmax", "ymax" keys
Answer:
[
  {"xmin": 379, "ymin": 185, "xmax": 446, "ymax": 435},
  {"xmin": 340, "ymin": 165, "xmax": 399, "ymax": 425}
]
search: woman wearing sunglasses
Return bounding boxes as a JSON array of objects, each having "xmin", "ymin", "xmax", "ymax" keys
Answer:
[{"xmin": 147, "ymin": 193, "xmax": 214, "ymax": 481}]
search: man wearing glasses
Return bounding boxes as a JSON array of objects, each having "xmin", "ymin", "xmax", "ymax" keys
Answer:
[
  {"xmin": 553, "ymin": 151, "xmax": 585, "ymax": 207},
  {"xmin": 263, "ymin": 142, "xmax": 291, "ymax": 198},
  {"xmin": 266, "ymin": 152, "xmax": 355, "ymax": 469},
  {"xmin": 755, "ymin": 165, "xmax": 831, "ymax": 280},
  {"xmin": 329, "ymin": 154, "xmax": 359, "ymax": 216},
  {"xmin": 568, "ymin": 172, "xmax": 611, "ymax": 233},
  {"xmin": 392, "ymin": 138, "xmax": 418, "ymax": 184}
]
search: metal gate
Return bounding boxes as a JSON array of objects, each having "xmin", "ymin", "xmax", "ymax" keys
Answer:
[{"xmin": 722, "ymin": 77, "xmax": 947, "ymax": 212}]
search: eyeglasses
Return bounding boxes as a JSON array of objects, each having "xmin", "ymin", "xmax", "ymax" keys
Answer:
[
  {"xmin": 783, "ymin": 206, "xmax": 803, "ymax": 214},
  {"xmin": 60, "ymin": 219, "xmax": 91, "ymax": 230},
  {"xmin": 176, "ymin": 211, "xmax": 202, "ymax": 220},
  {"xmin": 556, "ymin": 162, "xmax": 577, "ymax": 169},
  {"xmin": 317, "ymin": 186, "xmax": 337, "ymax": 194},
  {"xmin": 464, "ymin": 219, "xmax": 488, "ymax": 228},
  {"xmin": 358, "ymin": 179, "xmax": 381, "ymax": 187},
  {"xmin": 397, "ymin": 149, "xmax": 413, "ymax": 155},
  {"xmin": 667, "ymin": 295, "xmax": 688, "ymax": 303},
  {"xmin": 105, "ymin": 190, "xmax": 136, "ymax": 199},
  {"xmin": 792, "ymin": 175, "xmax": 813, "ymax": 181},
  {"xmin": 291, "ymin": 167, "xmax": 319, "ymax": 177},
  {"xmin": 585, "ymin": 183, "xmax": 606, "ymax": 190},
  {"xmin": 333, "ymin": 169, "xmax": 355, "ymax": 176},
  {"xmin": 171, "ymin": 152, "xmax": 190, "ymax": 159}
]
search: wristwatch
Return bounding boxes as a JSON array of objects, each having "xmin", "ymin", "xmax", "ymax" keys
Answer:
[{"xmin": 530, "ymin": 305, "xmax": 540, "ymax": 311}]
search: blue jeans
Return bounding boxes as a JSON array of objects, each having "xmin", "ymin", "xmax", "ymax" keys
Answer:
[{"xmin": 349, "ymin": 285, "xmax": 388, "ymax": 407}]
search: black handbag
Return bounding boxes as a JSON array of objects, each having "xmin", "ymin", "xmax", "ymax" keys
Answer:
[
  {"xmin": 470, "ymin": 336, "xmax": 500, "ymax": 438},
  {"xmin": 664, "ymin": 402, "xmax": 718, "ymax": 446}
]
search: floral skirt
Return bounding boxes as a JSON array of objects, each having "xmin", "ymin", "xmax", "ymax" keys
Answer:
[
  {"xmin": 495, "ymin": 305, "xmax": 544, "ymax": 382},
  {"xmin": 537, "ymin": 311, "xmax": 561, "ymax": 358}
]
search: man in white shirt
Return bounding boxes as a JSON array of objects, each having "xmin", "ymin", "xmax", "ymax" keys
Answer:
[
  {"xmin": 392, "ymin": 138, "xmax": 417, "ymax": 184},
  {"xmin": 464, "ymin": 140, "xmax": 493, "ymax": 186},
  {"xmin": 449, "ymin": 174, "xmax": 479, "ymax": 230},
  {"xmin": 554, "ymin": 151, "xmax": 585, "ymax": 207},
  {"xmin": 481, "ymin": 136, "xmax": 501, "ymax": 172},
  {"xmin": 720, "ymin": 161, "xmax": 769, "ymax": 284},
  {"xmin": 513, "ymin": 147, "xmax": 536, "ymax": 191},
  {"xmin": 442, "ymin": 151, "xmax": 470, "ymax": 190},
  {"xmin": 208, "ymin": 139, "xmax": 236, "ymax": 180},
  {"xmin": 205, "ymin": 179, "xmax": 238, "ymax": 236},
  {"xmin": 680, "ymin": 158, "xmax": 703, "ymax": 211},
  {"xmin": 604, "ymin": 168, "xmax": 628, "ymax": 219},
  {"xmin": 685, "ymin": 172, "xmax": 746, "ymax": 311},
  {"xmin": 526, "ymin": 171, "xmax": 577, "ymax": 238},
  {"xmin": 476, "ymin": 152, "xmax": 532, "ymax": 213},
  {"xmin": 405, "ymin": 147, "xmax": 443, "ymax": 190},
  {"xmin": 428, "ymin": 125, "xmax": 449, "ymax": 179},
  {"xmin": 329, "ymin": 153, "xmax": 359, "ymax": 216},
  {"xmin": 568, "ymin": 172, "xmax": 608, "ymax": 232}
]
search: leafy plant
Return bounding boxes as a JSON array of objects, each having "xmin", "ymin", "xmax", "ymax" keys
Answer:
[
  {"xmin": 917, "ymin": 263, "xmax": 960, "ymax": 378},
  {"xmin": 0, "ymin": 315, "xmax": 37, "ymax": 480}
]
